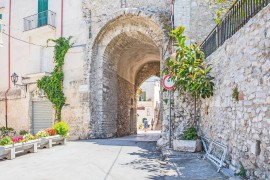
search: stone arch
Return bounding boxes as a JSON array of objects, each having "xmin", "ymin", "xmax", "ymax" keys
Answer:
[
  {"xmin": 135, "ymin": 62, "xmax": 160, "ymax": 90},
  {"xmin": 89, "ymin": 9, "xmax": 166, "ymax": 138}
]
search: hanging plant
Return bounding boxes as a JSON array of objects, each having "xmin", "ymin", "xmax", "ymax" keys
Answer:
[{"xmin": 37, "ymin": 37, "xmax": 73, "ymax": 122}]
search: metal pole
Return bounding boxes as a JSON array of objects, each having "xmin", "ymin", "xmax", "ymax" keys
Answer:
[{"xmin": 169, "ymin": 90, "xmax": 172, "ymax": 148}]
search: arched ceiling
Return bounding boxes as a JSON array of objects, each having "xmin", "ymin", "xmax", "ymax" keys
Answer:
[{"xmin": 104, "ymin": 31, "xmax": 160, "ymax": 84}]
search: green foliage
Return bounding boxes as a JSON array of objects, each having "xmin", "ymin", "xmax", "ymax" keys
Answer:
[
  {"xmin": 36, "ymin": 130, "xmax": 49, "ymax": 138},
  {"xmin": 164, "ymin": 26, "xmax": 215, "ymax": 99},
  {"xmin": 52, "ymin": 122, "xmax": 70, "ymax": 137},
  {"xmin": 163, "ymin": 26, "xmax": 214, "ymax": 125},
  {"xmin": 0, "ymin": 136, "xmax": 13, "ymax": 146},
  {"xmin": 210, "ymin": 0, "xmax": 236, "ymax": 24},
  {"xmin": 23, "ymin": 133, "xmax": 35, "ymax": 141},
  {"xmin": 19, "ymin": 130, "xmax": 28, "ymax": 136},
  {"xmin": 235, "ymin": 163, "xmax": 247, "ymax": 178},
  {"xmin": 0, "ymin": 127, "xmax": 14, "ymax": 133},
  {"xmin": 232, "ymin": 85, "xmax": 239, "ymax": 101},
  {"xmin": 182, "ymin": 127, "xmax": 198, "ymax": 140},
  {"xmin": 37, "ymin": 37, "xmax": 73, "ymax": 121}
]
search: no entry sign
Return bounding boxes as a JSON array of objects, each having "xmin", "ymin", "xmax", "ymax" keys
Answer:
[{"xmin": 162, "ymin": 74, "xmax": 175, "ymax": 90}]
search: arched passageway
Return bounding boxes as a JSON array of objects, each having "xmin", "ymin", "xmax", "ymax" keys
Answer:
[{"xmin": 89, "ymin": 11, "xmax": 165, "ymax": 138}]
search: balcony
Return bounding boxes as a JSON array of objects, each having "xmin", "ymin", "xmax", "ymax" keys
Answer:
[{"xmin": 23, "ymin": 10, "xmax": 56, "ymax": 34}]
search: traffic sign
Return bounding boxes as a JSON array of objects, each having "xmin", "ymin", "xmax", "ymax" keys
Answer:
[{"xmin": 162, "ymin": 74, "xmax": 175, "ymax": 90}]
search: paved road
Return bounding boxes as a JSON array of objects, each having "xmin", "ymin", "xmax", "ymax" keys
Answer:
[{"xmin": 0, "ymin": 132, "xmax": 224, "ymax": 180}]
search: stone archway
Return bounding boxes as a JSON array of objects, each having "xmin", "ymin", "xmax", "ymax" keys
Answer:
[{"xmin": 89, "ymin": 10, "xmax": 165, "ymax": 138}]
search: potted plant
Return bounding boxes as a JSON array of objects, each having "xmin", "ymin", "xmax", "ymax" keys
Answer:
[
  {"xmin": 39, "ymin": 122, "xmax": 69, "ymax": 148},
  {"xmin": 0, "ymin": 134, "xmax": 39, "ymax": 160},
  {"xmin": 173, "ymin": 127, "xmax": 202, "ymax": 152}
]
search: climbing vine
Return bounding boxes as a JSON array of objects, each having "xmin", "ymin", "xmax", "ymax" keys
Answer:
[
  {"xmin": 37, "ymin": 37, "xmax": 73, "ymax": 122},
  {"xmin": 210, "ymin": 0, "xmax": 236, "ymax": 24}
]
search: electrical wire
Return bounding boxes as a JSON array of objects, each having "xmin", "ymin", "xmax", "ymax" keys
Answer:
[{"xmin": 2, "ymin": 31, "xmax": 87, "ymax": 54}]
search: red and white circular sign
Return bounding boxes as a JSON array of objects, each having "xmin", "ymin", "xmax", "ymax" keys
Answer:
[{"xmin": 162, "ymin": 74, "xmax": 175, "ymax": 90}]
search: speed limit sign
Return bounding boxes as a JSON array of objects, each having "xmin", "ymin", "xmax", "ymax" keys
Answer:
[{"xmin": 162, "ymin": 74, "xmax": 175, "ymax": 90}]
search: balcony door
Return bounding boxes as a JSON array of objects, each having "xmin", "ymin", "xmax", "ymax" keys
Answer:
[{"xmin": 38, "ymin": 0, "xmax": 48, "ymax": 27}]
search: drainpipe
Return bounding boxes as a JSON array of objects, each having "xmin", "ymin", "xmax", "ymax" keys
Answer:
[
  {"xmin": 60, "ymin": 0, "xmax": 63, "ymax": 36},
  {"xmin": 4, "ymin": 0, "xmax": 11, "ymax": 128},
  {"xmin": 170, "ymin": 0, "xmax": 174, "ymax": 53}
]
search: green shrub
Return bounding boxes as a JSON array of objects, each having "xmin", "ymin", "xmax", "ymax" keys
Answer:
[
  {"xmin": 19, "ymin": 130, "xmax": 28, "ymax": 136},
  {"xmin": 182, "ymin": 127, "xmax": 198, "ymax": 140},
  {"xmin": 36, "ymin": 130, "xmax": 49, "ymax": 138},
  {"xmin": 52, "ymin": 122, "xmax": 70, "ymax": 137},
  {"xmin": 0, "ymin": 136, "xmax": 13, "ymax": 146}
]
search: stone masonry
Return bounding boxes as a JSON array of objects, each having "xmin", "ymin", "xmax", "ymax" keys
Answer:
[
  {"xmin": 161, "ymin": 4, "xmax": 270, "ymax": 178},
  {"xmin": 199, "ymin": 4, "xmax": 270, "ymax": 178}
]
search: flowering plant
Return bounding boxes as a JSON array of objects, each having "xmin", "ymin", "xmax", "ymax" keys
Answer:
[
  {"xmin": 45, "ymin": 128, "xmax": 57, "ymax": 136},
  {"xmin": 0, "ymin": 136, "xmax": 13, "ymax": 146},
  {"xmin": 23, "ymin": 133, "xmax": 35, "ymax": 141},
  {"xmin": 36, "ymin": 130, "xmax": 49, "ymax": 138},
  {"xmin": 11, "ymin": 137, "xmax": 25, "ymax": 143}
]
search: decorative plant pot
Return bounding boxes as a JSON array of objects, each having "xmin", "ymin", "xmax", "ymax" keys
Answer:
[
  {"xmin": 39, "ymin": 135, "xmax": 66, "ymax": 149},
  {"xmin": 173, "ymin": 139, "xmax": 202, "ymax": 152},
  {"xmin": 0, "ymin": 139, "xmax": 39, "ymax": 160}
]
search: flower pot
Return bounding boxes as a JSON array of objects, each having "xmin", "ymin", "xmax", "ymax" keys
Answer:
[
  {"xmin": 39, "ymin": 135, "xmax": 66, "ymax": 149},
  {"xmin": 173, "ymin": 139, "xmax": 202, "ymax": 152},
  {"xmin": 0, "ymin": 139, "xmax": 39, "ymax": 160}
]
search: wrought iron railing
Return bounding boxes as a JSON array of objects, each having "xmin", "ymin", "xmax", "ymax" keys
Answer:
[
  {"xmin": 24, "ymin": 10, "xmax": 56, "ymax": 32},
  {"xmin": 201, "ymin": 0, "xmax": 270, "ymax": 57}
]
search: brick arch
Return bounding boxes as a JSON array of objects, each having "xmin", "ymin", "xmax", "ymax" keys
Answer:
[{"xmin": 89, "ymin": 10, "xmax": 167, "ymax": 138}]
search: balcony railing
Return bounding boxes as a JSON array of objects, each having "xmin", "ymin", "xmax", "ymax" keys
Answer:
[
  {"xmin": 201, "ymin": 0, "xmax": 270, "ymax": 57},
  {"xmin": 24, "ymin": 10, "xmax": 56, "ymax": 32}
]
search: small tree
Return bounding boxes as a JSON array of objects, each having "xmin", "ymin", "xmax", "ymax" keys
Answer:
[{"xmin": 164, "ymin": 26, "xmax": 215, "ymax": 126}]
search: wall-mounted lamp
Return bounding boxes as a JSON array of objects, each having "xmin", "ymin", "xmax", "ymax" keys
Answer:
[{"xmin": 11, "ymin": 72, "xmax": 28, "ymax": 92}]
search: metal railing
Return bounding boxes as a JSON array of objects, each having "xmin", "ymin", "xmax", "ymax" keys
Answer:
[
  {"xmin": 24, "ymin": 10, "xmax": 56, "ymax": 32},
  {"xmin": 201, "ymin": 0, "xmax": 270, "ymax": 57}
]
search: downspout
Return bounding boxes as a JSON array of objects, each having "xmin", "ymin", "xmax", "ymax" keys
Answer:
[
  {"xmin": 170, "ymin": 0, "xmax": 174, "ymax": 52},
  {"xmin": 60, "ymin": 0, "xmax": 63, "ymax": 37},
  {"xmin": 4, "ymin": 0, "xmax": 11, "ymax": 128}
]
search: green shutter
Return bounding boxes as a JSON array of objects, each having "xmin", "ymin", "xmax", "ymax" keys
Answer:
[
  {"xmin": 38, "ymin": 0, "xmax": 48, "ymax": 27},
  {"xmin": 0, "ymin": 14, "xmax": 2, "ymax": 19}
]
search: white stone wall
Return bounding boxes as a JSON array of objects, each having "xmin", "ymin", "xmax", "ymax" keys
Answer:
[{"xmin": 199, "ymin": 4, "xmax": 270, "ymax": 178}]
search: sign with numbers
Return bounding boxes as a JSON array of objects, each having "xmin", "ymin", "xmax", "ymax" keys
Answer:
[{"xmin": 162, "ymin": 74, "xmax": 175, "ymax": 90}]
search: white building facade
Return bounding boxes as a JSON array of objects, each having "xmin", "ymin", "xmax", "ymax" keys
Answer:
[{"xmin": 137, "ymin": 77, "xmax": 160, "ymax": 130}]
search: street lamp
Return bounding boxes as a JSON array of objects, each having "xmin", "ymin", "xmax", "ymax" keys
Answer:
[
  {"xmin": 10, "ymin": 72, "xmax": 28, "ymax": 92},
  {"xmin": 11, "ymin": 72, "xmax": 19, "ymax": 86}
]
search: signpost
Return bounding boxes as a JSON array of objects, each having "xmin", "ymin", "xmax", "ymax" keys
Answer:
[{"xmin": 162, "ymin": 74, "xmax": 175, "ymax": 148}]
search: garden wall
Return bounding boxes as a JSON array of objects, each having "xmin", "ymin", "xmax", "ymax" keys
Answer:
[{"xmin": 199, "ymin": 4, "xmax": 270, "ymax": 178}]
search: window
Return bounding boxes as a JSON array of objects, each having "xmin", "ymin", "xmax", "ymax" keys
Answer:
[
  {"xmin": 146, "ymin": 108, "xmax": 150, "ymax": 116},
  {"xmin": 139, "ymin": 91, "xmax": 146, "ymax": 101},
  {"xmin": 38, "ymin": 0, "xmax": 48, "ymax": 27}
]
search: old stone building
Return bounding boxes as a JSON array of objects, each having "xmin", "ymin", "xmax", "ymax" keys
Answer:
[
  {"xmin": 0, "ymin": 0, "xmax": 216, "ymax": 139},
  {"xmin": 1, "ymin": 0, "xmax": 269, "ymax": 178}
]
